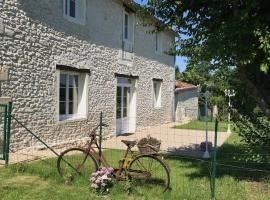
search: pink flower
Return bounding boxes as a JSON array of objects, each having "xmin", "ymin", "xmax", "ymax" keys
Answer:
[{"xmin": 91, "ymin": 183, "xmax": 98, "ymax": 189}]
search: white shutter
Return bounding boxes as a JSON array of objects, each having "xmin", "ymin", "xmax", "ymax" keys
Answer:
[
  {"xmin": 128, "ymin": 13, "xmax": 134, "ymax": 43},
  {"xmin": 77, "ymin": 0, "xmax": 85, "ymax": 23},
  {"xmin": 156, "ymin": 33, "xmax": 163, "ymax": 54},
  {"xmin": 75, "ymin": 0, "xmax": 78, "ymax": 19}
]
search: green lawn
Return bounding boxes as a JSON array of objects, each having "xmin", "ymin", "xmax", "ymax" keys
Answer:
[
  {"xmin": 0, "ymin": 137, "xmax": 269, "ymax": 200},
  {"xmin": 174, "ymin": 120, "xmax": 228, "ymax": 132}
]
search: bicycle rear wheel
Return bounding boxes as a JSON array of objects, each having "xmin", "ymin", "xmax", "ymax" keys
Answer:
[
  {"xmin": 128, "ymin": 154, "xmax": 170, "ymax": 192},
  {"xmin": 57, "ymin": 148, "xmax": 98, "ymax": 179}
]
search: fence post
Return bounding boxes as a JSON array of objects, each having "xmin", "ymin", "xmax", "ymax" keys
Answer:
[
  {"xmin": 99, "ymin": 112, "xmax": 103, "ymax": 166},
  {"xmin": 211, "ymin": 119, "xmax": 218, "ymax": 199},
  {"xmin": 2, "ymin": 105, "xmax": 7, "ymax": 161},
  {"xmin": 5, "ymin": 102, "xmax": 12, "ymax": 165}
]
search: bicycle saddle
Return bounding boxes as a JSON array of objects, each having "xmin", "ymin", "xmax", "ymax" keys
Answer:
[{"xmin": 121, "ymin": 140, "xmax": 137, "ymax": 148}]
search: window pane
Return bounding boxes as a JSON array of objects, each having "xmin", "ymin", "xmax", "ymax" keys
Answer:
[
  {"xmin": 60, "ymin": 102, "xmax": 66, "ymax": 115},
  {"xmin": 74, "ymin": 75, "xmax": 78, "ymax": 87},
  {"xmin": 153, "ymin": 81, "xmax": 162, "ymax": 107},
  {"xmin": 60, "ymin": 74, "xmax": 67, "ymax": 88},
  {"xmin": 116, "ymin": 108, "xmax": 121, "ymax": 119},
  {"xmin": 65, "ymin": 0, "xmax": 68, "ymax": 14},
  {"xmin": 69, "ymin": 102, "xmax": 73, "ymax": 114},
  {"xmin": 124, "ymin": 14, "xmax": 129, "ymax": 39},
  {"xmin": 123, "ymin": 87, "xmax": 130, "ymax": 97},
  {"xmin": 117, "ymin": 86, "xmax": 121, "ymax": 96},
  {"xmin": 69, "ymin": 75, "xmax": 78, "ymax": 88},
  {"xmin": 69, "ymin": 101, "xmax": 78, "ymax": 114},
  {"xmin": 117, "ymin": 97, "xmax": 121, "ymax": 106},
  {"xmin": 69, "ymin": 87, "xmax": 78, "ymax": 101},
  {"xmin": 70, "ymin": 0, "xmax": 76, "ymax": 18},
  {"xmin": 123, "ymin": 97, "xmax": 128, "ymax": 107},
  {"xmin": 69, "ymin": 88, "xmax": 73, "ymax": 101},
  {"xmin": 60, "ymin": 88, "xmax": 66, "ymax": 101},
  {"xmin": 123, "ymin": 107, "xmax": 127, "ymax": 118}
]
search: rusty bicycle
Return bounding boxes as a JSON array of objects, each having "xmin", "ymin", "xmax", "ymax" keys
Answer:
[{"xmin": 57, "ymin": 123, "xmax": 171, "ymax": 192}]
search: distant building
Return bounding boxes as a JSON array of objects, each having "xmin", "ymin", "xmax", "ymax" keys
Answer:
[{"xmin": 175, "ymin": 81, "xmax": 198, "ymax": 121}]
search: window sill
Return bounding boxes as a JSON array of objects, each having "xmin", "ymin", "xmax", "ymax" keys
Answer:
[
  {"xmin": 58, "ymin": 115, "xmax": 87, "ymax": 124},
  {"xmin": 118, "ymin": 56, "xmax": 134, "ymax": 67}
]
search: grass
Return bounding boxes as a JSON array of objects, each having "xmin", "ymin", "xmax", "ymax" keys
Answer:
[
  {"xmin": 0, "ymin": 136, "xmax": 269, "ymax": 200},
  {"xmin": 174, "ymin": 119, "xmax": 228, "ymax": 132}
]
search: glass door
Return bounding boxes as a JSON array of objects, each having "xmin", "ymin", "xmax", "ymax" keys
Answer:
[{"xmin": 116, "ymin": 85, "xmax": 130, "ymax": 135}]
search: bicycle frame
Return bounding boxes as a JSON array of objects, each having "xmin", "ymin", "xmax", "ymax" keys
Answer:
[{"xmin": 84, "ymin": 127, "xmax": 136, "ymax": 178}]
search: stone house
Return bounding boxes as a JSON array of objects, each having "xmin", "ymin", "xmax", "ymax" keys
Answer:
[
  {"xmin": 0, "ymin": 0, "xmax": 175, "ymax": 149},
  {"xmin": 175, "ymin": 81, "xmax": 198, "ymax": 122}
]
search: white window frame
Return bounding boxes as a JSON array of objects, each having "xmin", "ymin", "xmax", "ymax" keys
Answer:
[
  {"xmin": 122, "ymin": 8, "xmax": 135, "ymax": 45},
  {"xmin": 121, "ymin": 8, "xmax": 135, "ymax": 62},
  {"xmin": 124, "ymin": 11, "xmax": 129, "ymax": 41},
  {"xmin": 63, "ymin": 0, "xmax": 86, "ymax": 25},
  {"xmin": 153, "ymin": 80, "xmax": 162, "ymax": 108},
  {"xmin": 56, "ymin": 70, "xmax": 88, "ymax": 121}
]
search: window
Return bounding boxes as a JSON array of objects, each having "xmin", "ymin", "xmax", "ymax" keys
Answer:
[
  {"xmin": 153, "ymin": 80, "xmax": 162, "ymax": 108},
  {"xmin": 123, "ymin": 9, "xmax": 134, "ymax": 42},
  {"xmin": 65, "ymin": 0, "xmax": 76, "ymax": 18},
  {"xmin": 122, "ymin": 8, "xmax": 134, "ymax": 60},
  {"xmin": 59, "ymin": 73, "xmax": 78, "ymax": 116},
  {"xmin": 155, "ymin": 32, "xmax": 163, "ymax": 54},
  {"xmin": 64, "ymin": 0, "xmax": 86, "ymax": 24},
  {"xmin": 124, "ymin": 13, "xmax": 129, "ymax": 40},
  {"xmin": 123, "ymin": 8, "xmax": 135, "ymax": 53},
  {"xmin": 57, "ymin": 70, "xmax": 88, "ymax": 121}
]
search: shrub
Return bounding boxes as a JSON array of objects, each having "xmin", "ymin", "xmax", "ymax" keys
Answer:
[{"xmin": 236, "ymin": 115, "xmax": 270, "ymax": 146}]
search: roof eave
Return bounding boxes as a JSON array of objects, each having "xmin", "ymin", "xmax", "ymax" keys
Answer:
[{"xmin": 175, "ymin": 87, "xmax": 198, "ymax": 92}]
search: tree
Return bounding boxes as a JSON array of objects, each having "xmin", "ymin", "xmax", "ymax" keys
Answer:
[{"xmin": 139, "ymin": 0, "xmax": 270, "ymax": 119}]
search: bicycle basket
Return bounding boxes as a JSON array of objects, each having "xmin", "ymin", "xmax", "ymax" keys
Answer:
[{"xmin": 137, "ymin": 136, "xmax": 161, "ymax": 154}]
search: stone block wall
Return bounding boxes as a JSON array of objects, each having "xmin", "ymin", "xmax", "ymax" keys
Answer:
[
  {"xmin": 0, "ymin": 0, "xmax": 175, "ymax": 150},
  {"xmin": 175, "ymin": 89, "xmax": 199, "ymax": 121}
]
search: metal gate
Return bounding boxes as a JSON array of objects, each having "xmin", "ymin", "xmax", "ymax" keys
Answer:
[{"xmin": 0, "ymin": 102, "xmax": 12, "ymax": 165}]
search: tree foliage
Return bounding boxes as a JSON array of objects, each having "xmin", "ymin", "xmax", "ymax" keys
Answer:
[{"xmin": 236, "ymin": 115, "xmax": 270, "ymax": 147}]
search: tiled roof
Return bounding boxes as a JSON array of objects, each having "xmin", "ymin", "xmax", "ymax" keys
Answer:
[{"xmin": 175, "ymin": 80, "xmax": 197, "ymax": 92}]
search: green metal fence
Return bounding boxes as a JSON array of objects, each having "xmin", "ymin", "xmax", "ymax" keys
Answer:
[
  {"xmin": 0, "ymin": 102, "xmax": 12, "ymax": 165},
  {"xmin": 1, "ymin": 107, "xmax": 269, "ymax": 199}
]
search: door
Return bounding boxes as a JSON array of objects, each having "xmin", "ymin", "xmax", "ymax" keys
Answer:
[
  {"xmin": 116, "ymin": 85, "xmax": 130, "ymax": 135},
  {"xmin": 116, "ymin": 77, "xmax": 137, "ymax": 135}
]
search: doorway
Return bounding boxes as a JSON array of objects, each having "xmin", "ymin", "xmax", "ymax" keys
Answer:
[{"xmin": 116, "ymin": 78, "xmax": 136, "ymax": 135}]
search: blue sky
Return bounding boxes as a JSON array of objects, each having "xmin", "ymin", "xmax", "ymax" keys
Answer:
[{"xmin": 134, "ymin": 0, "xmax": 187, "ymax": 72}]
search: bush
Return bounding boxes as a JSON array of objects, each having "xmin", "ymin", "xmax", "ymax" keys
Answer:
[{"xmin": 236, "ymin": 115, "xmax": 270, "ymax": 146}]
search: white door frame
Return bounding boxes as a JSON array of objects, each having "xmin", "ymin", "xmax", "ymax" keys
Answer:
[{"xmin": 116, "ymin": 78, "xmax": 136, "ymax": 135}]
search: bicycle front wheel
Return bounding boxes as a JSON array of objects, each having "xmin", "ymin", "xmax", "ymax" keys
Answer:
[
  {"xmin": 57, "ymin": 148, "xmax": 98, "ymax": 178},
  {"xmin": 128, "ymin": 154, "xmax": 170, "ymax": 192}
]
